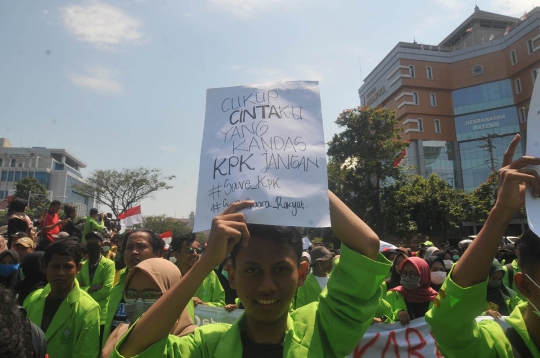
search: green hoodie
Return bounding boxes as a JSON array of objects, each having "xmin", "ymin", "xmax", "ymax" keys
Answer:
[
  {"xmin": 295, "ymin": 273, "xmax": 323, "ymax": 309},
  {"xmin": 110, "ymin": 244, "xmax": 391, "ymax": 358},
  {"xmin": 502, "ymin": 259, "xmax": 525, "ymax": 301}
]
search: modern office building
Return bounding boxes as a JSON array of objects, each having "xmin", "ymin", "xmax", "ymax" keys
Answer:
[
  {"xmin": 0, "ymin": 138, "xmax": 94, "ymax": 214},
  {"xmin": 358, "ymin": 6, "xmax": 539, "ymax": 194}
]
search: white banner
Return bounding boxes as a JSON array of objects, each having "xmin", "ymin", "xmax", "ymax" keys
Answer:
[
  {"xmin": 194, "ymin": 305, "xmax": 245, "ymax": 327},
  {"xmin": 526, "ymin": 75, "xmax": 540, "ymax": 236},
  {"xmin": 193, "ymin": 81, "xmax": 330, "ymax": 232}
]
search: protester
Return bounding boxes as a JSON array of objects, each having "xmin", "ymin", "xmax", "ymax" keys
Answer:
[
  {"xmin": 386, "ymin": 257, "xmax": 438, "ymax": 325},
  {"xmin": 169, "ymin": 233, "xmax": 225, "ymax": 308},
  {"xmin": 113, "ymin": 191, "xmax": 389, "ymax": 357},
  {"xmin": 102, "ymin": 228, "xmax": 165, "ymax": 347},
  {"xmin": 0, "ymin": 285, "xmax": 36, "ymax": 358},
  {"xmin": 424, "ymin": 256, "xmax": 446, "ymax": 291},
  {"xmin": 82, "ymin": 209, "xmax": 106, "ymax": 244},
  {"xmin": 384, "ymin": 251, "xmax": 407, "ymax": 291},
  {"xmin": 0, "ymin": 250, "xmax": 21, "ymax": 289},
  {"xmin": 23, "ymin": 239, "xmax": 100, "ymax": 358},
  {"xmin": 435, "ymin": 250, "xmax": 455, "ymax": 271},
  {"xmin": 425, "ymin": 246, "xmax": 440, "ymax": 257},
  {"xmin": 76, "ymin": 231, "xmax": 115, "ymax": 344},
  {"xmin": 61, "ymin": 204, "xmax": 83, "ymax": 239},
  {"xmin": 295, "ymin": 245, "xmax": 334, "ymax": 309},
  {"xmin": 484, "ymin": 258, "xmax": 523, "ymax": 319},
  {"xmin": 103, "ymin": 237, "xmax": 116, "ymax": 261},
  {"xmin": 6, "ymin": 198, "xmax": 35, "ymax": 249},
  {"xmin": 498, "ymin": 244, "xmax": 517, "ymax": 265},
  {"xmin": 426, "ymin": 135, "xmax": 540, "ymax": 357},
  {"xmin": 13, "ymin": 234, "xmax": 34, "ymax": 263},
  {"xmin": 502, "ymin": 238, "xmax": 525, "ymax": 301},
  {"xmin": 40, "ymin": 201, "xmax": 69, "ymax": 249},
  {"xmin": 14, "ymin": 251, "xmax": 47, "ymax": 305}
]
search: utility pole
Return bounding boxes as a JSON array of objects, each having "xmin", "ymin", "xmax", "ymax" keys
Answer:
[{"xmin": 479, "ymin": 134, "xmax": 503, "ymax": 171}]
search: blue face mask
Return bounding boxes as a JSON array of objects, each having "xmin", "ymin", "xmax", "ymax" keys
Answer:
[{"xmin": 0, "ymin": 263, "xmax": 19, "ymax": 278}]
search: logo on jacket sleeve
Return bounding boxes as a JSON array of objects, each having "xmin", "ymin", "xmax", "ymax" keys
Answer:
[{"xmin": 61, "ymin": 326, "xmax": 72, "ymax": 344}]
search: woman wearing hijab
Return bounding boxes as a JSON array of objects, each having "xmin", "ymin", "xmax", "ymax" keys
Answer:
[
  {"xmin": 14, "ymin": 251, "xmax": 47, "ymax": 305},
  {"xmin": 424, "ymin": 256, "xmax": 446, "ymax": 292},
  {"xmin": 484, "ymin": 259, "xmax": 523, "ymax": 320},
  {"xmin": 386, "ymin": 257, "xmax": 438, "ymax": 325},
  {"xmin": 435, "ymin": 250, "xmax": 455, "ymax": 271},
  {"xmin": 0, "ymin": 250, "xmax": 21, "ymax": 289},
  {"xmin": 384, "ymin": 252, "xmax": 407, "ymax": 291},
  {"xmin": 425, "ymin": 246, "xmax": 440, "ymax": 258},
  {"xmin": 102, "ymin": 258, "xmax": 196, "ymax": 358}
]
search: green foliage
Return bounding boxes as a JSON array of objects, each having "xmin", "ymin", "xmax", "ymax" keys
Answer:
[
  {"xmin": 14, "ymin": 177, "xmax": 50, "ymax": 219},
  {"xmin": 142, "ymin": 215, "xmax": 192, "ymax": 237},
  {"xmin": 464, "ymin": 171, "xmax": 499, "ymax": 223},
  {"xmin": 72, "ymin": 168, "xmax": 175, "ymax": 216}
]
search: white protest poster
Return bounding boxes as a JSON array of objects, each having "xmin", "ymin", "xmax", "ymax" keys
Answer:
[
  {"xmin": 193, "ymin": 81, "xmax": 330, "ymax": 232},
  {"xmin": 526, "ymin": 76, "xmax": 540, "ymax": 235}
]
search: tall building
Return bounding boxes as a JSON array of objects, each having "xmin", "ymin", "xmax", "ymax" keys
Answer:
[
  {"xmin": 0, "ymin": 138, "xmax": 94, "ymax": 214},
  {"xmin": 358, "ymin": 6, "xmax": 539, "ymax": 194}
]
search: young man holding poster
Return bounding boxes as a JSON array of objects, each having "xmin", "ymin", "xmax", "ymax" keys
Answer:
[
  {"xmin": 113, "ymin": 190, "xmax": 390, "ymax": 357},
  {"xmin": 426, "ymin": 135, "xmax": 540, "ymax": 357}
]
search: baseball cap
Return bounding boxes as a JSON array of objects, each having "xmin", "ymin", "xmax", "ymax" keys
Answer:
[
  {"xmin": 85, "ymin": 231, "xmax": 104, "ymax": 241},
  {"xmin": 421, "ymin": 240, "xmax": 434, "ymax": 247},
  {"xmin": 14, "ymin": 236, "xmax": 33, "ymax": 248},
  {"xmin": 309, "ymin": 246, "xmax": 334, "ymax": 267}
]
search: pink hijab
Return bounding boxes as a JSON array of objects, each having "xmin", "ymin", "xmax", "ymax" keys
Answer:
[{"xmin": 390, "ymin": 257, "xmax": 438, "ymax": 303}]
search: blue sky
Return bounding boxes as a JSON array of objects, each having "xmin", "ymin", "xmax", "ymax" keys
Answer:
[{"xmin": 0, "ymin": 0, "xmax": 530, "ymax": 219}]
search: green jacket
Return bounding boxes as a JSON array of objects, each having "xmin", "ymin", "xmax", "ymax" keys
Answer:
[
  {"xmin": 103, "ymin": 267, "xmax": 129, "ymax": 347},
  {"xmin": 82, "ymin": 217, "xmax": 106, "ymax": 243},
  {"xmin": 23, "ymin": 279, "xmax": 100, "ymax": 358},
  {"xmin": 194, "ymin": 271, "xmax": 225, "ymax": 307},
  {"xmin": 502, "ymin": 260, "xmax": 526, "ymax": 301},
  {"xmin": 76, "ymin": 256, "xmax": 116, "ymax": 325},
  {"xmin": 426, "ymin": 272, "xmax": 540, "ymax": 357},
  {"xmin": 111, "ymin": 244, "xmax": 391, "ymax": 358},
  {"xmin": 295, "ymin": 273, "xmax": 323, "ymax": 309}
]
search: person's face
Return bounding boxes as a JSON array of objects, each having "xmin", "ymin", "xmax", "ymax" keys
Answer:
[
  {"xmin": 14, "ymin": 244, "xmax": 33, "ymax": 262},
  {"xmin": 430, "ymin": 261, "xmax": 445, "ymax": 272},
  {"xmin": 401, "ymin": 262, "xmax": 419, "ymax": 278},
  {"xmin": 444, "ymin": 252, "xmax": 452, "ymax": 261},
  {"xmin": 70, "ymin": 209, "xmax": 77, "ymax": 218},
  {"xmin": 49, "ymin": 204, "xmax": 61, "ymax": 214},
  {"xmin": 124, "ymin": 232, "xmax": 159, "ymax": 269},
  {"xmin": 125, "ymin": 270, "xmax": 161, "ymax": 296},
  {"xmin": 317, "ymin": 258, "xmax": 333, "ymax": 274},
  {"xmin": 45, "ymin": 254, "xmax": 81, "ymax": 293},
  {"xmin": 229, "ymin": 236, "xmax": 308, "ymax": 325},
  {"xmin": 174, "ymin": 241, "xmax": 201, "ymax": 269},
  {"xmin": 86, "ymin": 237, "xmax": 102, "ymax": 247},
  {"xmin": 1, "ymin": 254, "xmax": 16, "ymax": 265},
  {"xmin": 394, "ymin": 255, "xmax": 405, "ymax": 274}
]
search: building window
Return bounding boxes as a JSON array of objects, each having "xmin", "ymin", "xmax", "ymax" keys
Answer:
[
  {"xmin": 412, "ymin": 92, "xmax": 419, "ymax": 105},
  {"xmin": 409, "ymin": 65, "xmax": 415, "ymax": 78},
  {"xmin": 426, "ymin": 66, "xmax": 433, "ymax": 80},
  {"xmin": 532, "ymin": 68, "xmax": 539, "ymax": 85},
  {"xmin": 0, "ymin": 159, "xmax": 2, "ymax": 167},
  {"xmin": 527, "ymin": 39, "xmax": 535, "ymax": 54},
  {"xmin": 515, "ymin": 78, "xmax": 522, "ymax": 94},
  {"xmin": 472, "ymin": 64, "xmax": 484, "ymax": 76},
  {"xmin": 0, "ymin": 171, "xmax": 6, "ymax": 181},
  {"xmin": 10, "ymin": 159, "xmax": 16, "ymax": 167},
  {"xmin": 417, "ymin": 118, "xmax": 424, "ymax": 132},
  {"xmin": 510, "ymin": 50, "xmax": 517, "ymax": 65},
  {"xmin": 430, "ymin": 93, "xmax": 437, "ymax": 106},
  {"xmin": 435, "ymin": 119, "xmax": 441, "ymax": 133},
  {"xmin": 519, "ymin": 107, "xmax": 528, "ymax": 123}
]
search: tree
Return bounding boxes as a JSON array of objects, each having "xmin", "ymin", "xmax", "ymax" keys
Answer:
[
  {"xmin": 142, "ymin": 215, "xmax": 192, "ymax": 237},
  {"xmin": 464, "ymin": 171, "xmax": 498, "ymax": 223},
  {"xmin": 327, "ymin": 106, "xmax": 409, "ymax": 232},
  {"xmin": 72, "ymin": 168, "xmax": 175, "ymax": 216},
  {"xmin": 14, "ymin": 177, "xmax": 50, "ymax": 219}
]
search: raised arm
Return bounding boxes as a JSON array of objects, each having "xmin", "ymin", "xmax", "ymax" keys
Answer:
[
  {"xmin": 118, "ymin": 201, "xmax": 253, "ymax": 357},
  {"xmin": 452, "ymin": 135, "xmax": 540, "ymax": 288}
]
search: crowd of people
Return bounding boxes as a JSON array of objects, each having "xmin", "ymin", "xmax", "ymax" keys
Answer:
[{"xmin": 0, "ymin": 134, "xmax": 539, "ymax": 357}]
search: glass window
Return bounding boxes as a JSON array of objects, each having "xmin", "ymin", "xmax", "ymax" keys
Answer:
[
  {"xmin": 430, "ymin": 93, "xmax": 437, "ymax": 106},
  {"xmin": 0, "ymin": 191, "xmax": 4, "ymax": 200},
  {"xmin": 452, "ymin": 79, "xmax": 514, "ymax": 115},
  {"xmin": 0, "ymin": 159, "xmax": 2, "ymax": 167},
  {"xmin": 435, "ymin": 119, "xmax": 441, "ymax": 133},
  {"xmin": 426, "ymin": 67, "xmax": 433, "ymax": 80},
  {"xmin": 409, "ymin": 65, "xmax": 415, "ymax": 78},
  {"xmin": 519, "ymin": 107, "xmax": 528, "ymax": 123},
  {"xmin": 413, "ymin": 92, "xmax": 419, "ymax": 105},
  {"xmin": 454, "ymin": 106, "xmax": 520, "ymax": 141},
  {"xmin": 515, "ymin": 78, "xmax": 522, "ymax": 94},
  {"xmin": 1, "ymin": 171, "xmax": 6, "ymax": 181},
  {"xmin": 10, "ymin": 159, "xmax": 16, "ymax": 167},
  {"xmin": 14, "ymin": 171, "xmax": 21, "ymax": 181},
  {"xmin": 22, "ymin": 171, "xmax": 28, "ymax": 179},
  {"xmin": 422, "ymin": 141, "xmax": 458, "ymax": 188},
  {"xmin": 532, "ymin": 69, "xmax": 538, "ymax": 85},
  {"xmin": 8, "ymin": 172, "xmax": 14, "ymax": 181},
  {"xmin": 527, "ymin": 39, "xmax": 535, "ymax": 54},
  {"xmin": 417, "ymin": 118, "xmax": 424, "ymax": 132},
  {"xmin": 510, "ymin": 50, "xmax": 517, "ymax": 65},
  {"xmin": 53, "ymin": 161, "xmax": 65, "ymax": 170},
  {"xmin": 34, "ymin": 172, "xmax": 50, "ymax": 186}
]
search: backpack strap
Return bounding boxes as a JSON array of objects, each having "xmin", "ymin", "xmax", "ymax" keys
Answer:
[
  {"xmin": 506, "ymin": 263, "xmax": 514, "ymax": 288},
  {"xmin": 505, "ymin": 326, "xmax": 533, "ymax": 358}
]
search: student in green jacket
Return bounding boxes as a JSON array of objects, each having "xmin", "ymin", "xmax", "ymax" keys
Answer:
[
  {"xmin": 24, "ymin": 239, "xmax": 101, "ymax": 358},
  {"xmin": 76, "ymin": 231, "xmax": 116, "ymax": 336},
  {"xmin": 115, "ymin": 190, "xmax": 390, "ymax": 357},
  {"xmin": 169, "ymin": 234, "xmax": 226, "ymax": 308},
  {"xmin": 295, "ymin": 245, "xmax": 334, "ymax": 309},
  {"xmin": 502, "ymin": 240, "xmax": 526, "ymax": 301},
  {"xmin": 82, "ymin": 208, "xmax": 106, "ymax": 244},
  {"xmin": 102, "ymin": 228, "xmax": 165, "ymax": 347},
  {"xmin": 426, "ymin": 134, "xmax": 540, "ymax": 357},
  {"xmin": 484, "ymin": 259, "xmax": 523, "ymax": 319}
]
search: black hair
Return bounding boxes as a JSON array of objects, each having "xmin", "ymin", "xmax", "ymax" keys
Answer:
[
  {"xmin": 50, "ymin": 200, "xmax": 61, "ymax": 207},
  {"xmin": 519, "ymin": 229, "xmax": 540, "ymax": 279},
  {"xmin": 123, "ymin": 228, "xmax": 164, "ymax": 254},
  {"xmin": 64, "ymin": 204, "xmax": 76, "ymax": 217},
  {"xmin": 170, "ymin": 233, "xmax": 197, "ymax": 253},
  {"xmin": 7, "ymin": 198, "xmax": 27, "ymax": 214},
  {"xmin": 230, "ymin": 224, "xmax": 302, "ymax": 267},
  {"xmin": 89, "ymin": 208, "xmax": 98, "ymax": 216},
  {"xmin": 0, "ymin": 286, "xmax": 31, "ymax": 358},
  {"xmin": 44, "ymin": 239, "xmax": 84, "ymax": 266}
]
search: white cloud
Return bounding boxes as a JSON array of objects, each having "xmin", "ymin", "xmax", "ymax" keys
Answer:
[
  {"xmin": 207, "ymin": 0, "xmax": 291, "ymax": 17},
  {"xmin": 490, "ymin": 0, "xmax": 532, "ymax": 17},
  {"xmin": 59, "ymin": 2, "xmax": 144, "ymax": 51},
  {"xmin": 69, "ymin": 68, "xmax": 123, "ymax": 94},
  {"xmin": 435, "ymin": 0, "xmax": 465, "ymax": 12}
]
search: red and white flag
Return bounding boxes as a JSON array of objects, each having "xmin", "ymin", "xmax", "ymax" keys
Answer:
[
  {"xmin": 466, "ymin": 27, "xmax": 473, "ymax": 33},
  {"xmin": 504, "ymin": 26, "xmax": 510, "ymax": 36},
  {"xmin": 489, "ymin": 33, "xmax": 495, "ymax": 41},
  {"xmin": 521, "ymin": 12, "xmax": 527, "ymax": 21},
  {"xmin": 117, "ymin": 205, "xmax": 142, "ymax": 227},
  {"xmin": 160, "ymin": 230, "xmax": 172, "ymax": 244}
]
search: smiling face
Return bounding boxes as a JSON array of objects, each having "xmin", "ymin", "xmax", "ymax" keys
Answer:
[{"xmin": 229, "ymin": 236, "xmax": 307, "ymax": 325}]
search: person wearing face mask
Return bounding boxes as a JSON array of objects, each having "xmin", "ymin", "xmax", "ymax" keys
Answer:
[
  {"xmin": 295, "ymin": 246, "xmax": 334, "ymax": 309},
  {"xmin": 425, "ymin": 246, "xmax": 440, "ymax": 258},
  {"xmin": 76, "ymin": 231, "xmax": 115, "ymax": 345},
  {"xmin": 435, "ymin": 250, "xmax": 455, "ymax": 272},
  {"xmin": 384, "ymin": 252, "xmax": 408, "ymax": 292},
  {"xmin": 426, "ymin": 136, "xmax": 540, "ymax": 357},
  {"xmin": 425, "ymin": 256, "xmax": 447, "ymax": 291},
  {"xmin": 102, "ymin": 238, "xmax": 116, "ymax": 261},
  {"xmin": 101, "ymin": 258, "xmax": 196, "ymax": 358},
  {"xmin": 483, "ymin": 259, "xmax": 523, "ymax": 320},
  {"xmin": 0, "ymin": 250, "xmax": 21, "ymax": 289},
  {"xmin": 386, "ymin": 257, "xmax": 438, "ymax": 325}
]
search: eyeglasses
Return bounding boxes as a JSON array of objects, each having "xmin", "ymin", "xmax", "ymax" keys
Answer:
[
  {"xmin": 123, "ymin": 290, "xmax": 163, "ymax": 304},
  {"xmin": 184, "ymin": 247, "xmax": 203, "ymax": 255},
  {"xmin": 401, "ymin": 271, "xmax": 419, "ymax": 279}
]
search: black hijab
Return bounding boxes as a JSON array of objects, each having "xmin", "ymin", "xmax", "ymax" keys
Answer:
[
  {"xmin": 486, "ymin": 259, "xmax": 515, "ymax": 316},
  {"xmin": 385, "ymin": 252, "xmax": 407, "ymax": 291},
  {"xmin": 0, "ymin": 250, "xmax": 21, "ymax": 289},
  {"xmin": 425, "ymin": 256, "xmax": 445, "ymax": 291},
  {"xmin": 14, "ymin": 251, "xmax": 47, "ymax": 305}
]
